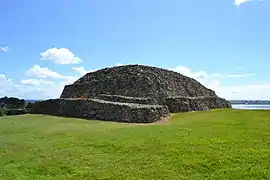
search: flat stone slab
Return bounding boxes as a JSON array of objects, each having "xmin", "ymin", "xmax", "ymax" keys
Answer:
[{"xmin": 97, "ymin": 94, "xmax": 157, "ymax": 105}]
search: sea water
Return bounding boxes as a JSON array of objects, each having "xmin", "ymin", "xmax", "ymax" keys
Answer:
[{"xmin": 232, "ymin": 104, "xmax": 270, "ymax": 110}]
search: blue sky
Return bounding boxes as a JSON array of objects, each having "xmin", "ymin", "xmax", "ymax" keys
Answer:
[{"xmin": 0, "ymin": 0, "xmax": 269, "ymax": 100}]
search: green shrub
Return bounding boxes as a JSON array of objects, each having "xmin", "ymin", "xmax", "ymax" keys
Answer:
[
  {"xmin": 4, "ymin": 109, "xmax": 27, "ymax": 116},
  {"xmin": 0, "ymin": 108, "xmax": 4, "ymax": 116}
]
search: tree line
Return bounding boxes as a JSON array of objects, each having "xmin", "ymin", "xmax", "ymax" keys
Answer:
[
  {"xmin": 0, "ymin": 96, "xmax": 26, "ymax": 109},
  {"xmin": 0, "ymin": 96, "xmax": 35, "ymax": 116}
]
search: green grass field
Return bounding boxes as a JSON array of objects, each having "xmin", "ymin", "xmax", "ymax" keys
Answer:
[{"xmin": 0, "ymin": 109, "xmax": 269, "ymax": 180}]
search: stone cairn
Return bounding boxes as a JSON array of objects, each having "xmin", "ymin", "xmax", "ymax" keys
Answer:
[{"xmin": 31, "ymin": 65, "xmax": 231, "ymax": 123}]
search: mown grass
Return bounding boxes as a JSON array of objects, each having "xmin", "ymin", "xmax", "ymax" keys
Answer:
[{"xmin": 0, "ymin": 109, "xmax": 269, "ymax": 179}]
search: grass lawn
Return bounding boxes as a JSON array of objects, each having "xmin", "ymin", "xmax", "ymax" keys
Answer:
[{"xmin": 0, "ymin": 109, "xmax": 269, "ymax": 179}]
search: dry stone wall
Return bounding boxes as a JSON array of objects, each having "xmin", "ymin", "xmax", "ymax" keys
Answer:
[
  {"xmin": 31, "ymin": 98, "xmax": 169, "ymax": 123},
  {"xmin": 165, "ymin": 96, "xmax": 231, "ymax": 113}
]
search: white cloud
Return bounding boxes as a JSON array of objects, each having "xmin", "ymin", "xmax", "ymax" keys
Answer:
[
  {"xmin": 1, "ymin": 64, "xmax": 269, "ymax": 100},
  {"xmin": 21, "ymin": 79, "xmax": 41, "ymax": 86},
  {"xmin": 16, "ymin": 85, "xmax": 63, "ymax": 100},
  {"xmin": 211, "ymin": 73, "xmax": 256, "ymax": 78},
  {"xmin": 0, "ymin": 79, "xmax": 63, "ymax": 100},
  {"xmin": 72, "ymin": 67, "xmax": 88, "ymax": 76},
  {"xmin": 234, "ymin": 0, "xmax": 249, "ymax": 6},
  {"xmin": 0, "ymin": 73, "xmax": 67, "ymax": 99},
  {"xmin": 0, "ymin": 75, "xmax": 18, "ymax": 98},
  {"xmin": 169, "ymin": 66, "xmax": 208, "ymax": 79},
  {"xmin": 234, "ymin": 0, "xmax": 263, "ymax": 6},
  {"xmin": 167, "ymin": 65, "xmax": 268, "ymax": 100},
  {"xmin": 0, "ymin": 46, "xmax": 9, "ymax": 52},
  {"xmin": 26, "ymin": 64, "xmax": 75, "ymax": 80},
  {"xmin": 60, "ymin": 78, "xmax": 77, "ymax": 86},
  {"xmin": 169, "ymin": 66, "xmax": 256, "ymax": 80},
  {"xmin": 0, "ymin": 74, "xmax": 12, "ymax": 87},
  {"xmin": 40, "ymin": 47, "xmax": 82, "ymax": 64},
  {"xmin": 0, "ymin": 74, "xmax": 6, "ymax": 79},
  {"xmin": 72, "ymin": 66, "xmax": 105, "ymax": 76},
  {"xmin": 21, "ymin": 79, "xmax": 54, "ymax": 86},
  {"xmin": 26, "ymin": 65, "xmax": 61, "ymax": 78},
  {"xmin": 115, "ymin": 63, "xmax": 124, "ymax": 66},
  {"xmin": 0, "ymin": 74, "xmax": 10, "ymax": 81},
  {"xmin": 215, "ymin": 84, "xmax": 270, "ymax": 100}
]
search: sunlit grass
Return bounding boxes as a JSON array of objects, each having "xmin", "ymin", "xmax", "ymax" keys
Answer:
[{"xmin": 0, "ymin": 109, "xmax": 269, "ymax": 179}]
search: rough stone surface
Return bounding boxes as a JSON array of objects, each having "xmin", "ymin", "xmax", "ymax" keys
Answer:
[
  {"xmin": 165, "ymin": 96, "xmax": 231, "ymax": 113},
  {"xmin": 61, "ymin": 64, "xmax": 217, "ymax": 104},
  {"xmin": 31, "ymin": 98, "xmax": 169, "ymax": 123},
  {"xmin": 31, "ymin": 64, "xmax": 232, "ymax": 123}
]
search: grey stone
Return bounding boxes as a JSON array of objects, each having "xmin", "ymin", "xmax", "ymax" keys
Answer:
[
  {"xmin": 31, "ymin": 64, "xmax": 232, "ymax": 123},
  {"xmin": 31, "ymin": 99, "xmax": 169, "ymax": 123},
  {"xmin": 165, "ymin": 96, "xmax": 231, "ymax": 113}
]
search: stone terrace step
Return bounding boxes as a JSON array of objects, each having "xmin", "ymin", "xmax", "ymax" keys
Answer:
[
  {"xmin": 165, "ymin": 96, "xmax": 231, "ymax": 113},
  {"xmin": 97, "ymin": 94, "xmax": 157, "ymax": 105},
  {"xmin": 31, "ymin": 98, "xmax": 169, "ymax": 123}
]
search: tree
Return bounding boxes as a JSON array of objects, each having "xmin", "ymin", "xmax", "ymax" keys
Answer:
[
  {"xmin": 25, "ymin": 102, "xmax": 33, "ymax": 112},
  {"xmin": 0, "ymin": 96, "xmax": 25, "ymax": 109}
]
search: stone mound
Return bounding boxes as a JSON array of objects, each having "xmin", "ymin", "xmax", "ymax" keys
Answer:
[
  {"xmin": 31, "ymin": 64, "xmax": 231, "ymax": 123},
  {"xmin": 61, "ymin": 64, "xmax": 217, "ymax": 104}
]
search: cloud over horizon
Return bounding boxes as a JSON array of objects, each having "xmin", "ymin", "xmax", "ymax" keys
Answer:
[
  {"xmin": 26, "ymin": 64, "xmax": 76, "ymax": 80},
  {"xmin": 21, "ymin": 79, "xmax": 55, "ymax": 86},
  {"xmin": 166, "ymin": 65, "xmax": 265, "ymax": 100}
]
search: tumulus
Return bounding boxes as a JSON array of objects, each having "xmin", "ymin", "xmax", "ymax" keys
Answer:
[{"xmin": 31, "ymin": 64, "xmax": 231, "ymax": 123}]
